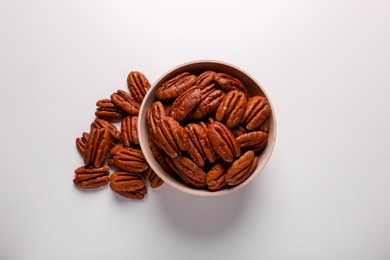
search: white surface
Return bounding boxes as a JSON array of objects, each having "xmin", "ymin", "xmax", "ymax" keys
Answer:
[{"xmin": 0, "ymin": 0, "xmax": 389, "ymax": 259}]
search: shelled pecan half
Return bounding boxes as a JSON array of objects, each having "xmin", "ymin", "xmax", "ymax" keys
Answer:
[
  {"xmin": 258, "ymin": 118, "xmax": 270, "ymax": 133},
  {"xmin": 241, "ymin": 96, "xmax": 270, "ymax": 130},
  {"xmin": 144, "ymin": 168, "xmax": 164, "ymax": 188},
  {"xmin": 110, "ymin": 171, "xmax": 145, "ymax": 193},
  {"xmin": 225, "ymin": 150, "xmax": 258, "ymax": 186},
  {"xmin": 113, "ymin": 186, "xmax": 148, "ymax": 200},
  {"xmin": 149, "ymin": 139, "xmax": 173, "ymax": 174},
  {"xmin": 214, "ymin": 73, "xmax": 248, "ymax": 96},
  {"xmin": 111, "ymin": 90, "xmax": 140, "ymax": 115},
  {"xmin": 206, "ymin": 160, "xmax": 229, "ymax": 191},
  {"xmin": 74, "ymin": 164, "xmax": 110, "ymax": 189},
  {"xmin": 146, "ymin": 101, "xmax": 167, "ymax": 146},
  {"xmin": 76, "ymin": 132, "xmax": 89, "ymax": 156},
  {"xmin": 155, "ymin": 72, "xmax": 197, "ymax": 100},
  {"xmin": 169, "ymin": 86, "xmax": 201, "ymax": 121},
  {"xmin": 236, "ymin": 131, "xmax": 268, "ymax": 152},
  {"xmin": 215, "ymin": 90, "xmax": 247, "ymax": 128},
  {"xmin": 152, "ymin": 116, "xmax": 189, "ymax": 158},
  {"xmin": 127, "ymin": 71, "xmax": 151, "ymax": 103},
  {"xmin": 91, "ymin": 118, "xmax": 121, "ymax": 143},
  {"xmin": 187, "ymin": 83, "xmax": 225, "ymax": 119},
  {"xmin": 84, "ymin": 128, "xmax": 111, "ymax": 167},
  {"xmin": 166, "ymin": 155, "xmax": 206, "ymax": 188},
  {"xmin": 185, "ymin": 123, "xmax": 217, "ymax": 167},
  {"xmin": 110, "ymin": 146, "xmax": 148, "ymax": 173},
  {"xmin": 121, "ymin": 116, "xmax": 139, "ymax": 147},
  {"xmin": 95, "ymin": 99, "xmax": 125, "ymax": 121},
  {"xmin": 195, "ymin": 70, "xmax": 216, "ymax": 89},
  {"xmin": 207, "ymin": 122, "xmax": 241, "ymax": 162}
]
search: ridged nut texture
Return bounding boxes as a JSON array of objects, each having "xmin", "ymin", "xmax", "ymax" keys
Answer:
[
  {"xmin": 155, "ymin": 72, "xmax": 197, "ymax": 100},
  {"xmin": 127, "ymin": 71, "xmax": 151, "ymax": 103}
]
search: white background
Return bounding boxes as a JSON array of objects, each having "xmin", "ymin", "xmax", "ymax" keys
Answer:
[{"xmin": 1, "ymin": 0, "xmax": 389, "ymax": 259}]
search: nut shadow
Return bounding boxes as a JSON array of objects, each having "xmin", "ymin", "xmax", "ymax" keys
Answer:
[{"xmin": 155, "ymin": 183, "xmax": 252, "ymax": 237}]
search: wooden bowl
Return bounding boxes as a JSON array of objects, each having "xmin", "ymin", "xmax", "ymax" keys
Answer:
[{"xmin": 138, "ymin": 60, "xmax": 277, "ymax": 196}]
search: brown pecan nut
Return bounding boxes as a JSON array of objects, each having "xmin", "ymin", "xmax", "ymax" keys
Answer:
[
  {"xmin": 95, "ymin": 99, "xmax": 125, "ymax": 121},
  {"xmin": 152, "ymin": 116, "xmax": 189, "ymax": 158},
  {"xmin": 76, "ymin": 132, "xmax": 89, "ymax": 155},
  {"xmin": 146, "ymin": 101, "xmax": 167, "ymax": 145},
  {"xmin": 236, "ymin": 131, "xmax": 268, "ymax": 152},
  {"xmin": 185, "ymin": 123, "xmax": 217, "ymax": 167},
  {"xmin": 114, "ymin": 186, "xmax": 148, "ymax": 200},
  {"xmin": 187, "ymin": 83, "xmax": 225, "ymax": 119},
  {"xmin": 110, "ymin": 171, "xmax": 145, "ymax": 193},
  {"xmin": 111, "ymin": 90, "xmax": 140, "ymax": 115},
  {"xmin": 215, "ymin": 90, "xmax": 248, "ymax": 128},
  {"xmin": 91, "ymin": 118, "xmax": 121, "ymax": 143},
  {"xmin": 213, "ymin": 73, "xmax": 248, "ymax": 96},
  {"xmin": 155, "ymin": 72, "xmax": 197, "ymax": 100},
  {"xmin": 84, "ymin": 128, "xmax": 111, "ymax": 167},
  {"xmin": 121, "ymin": 116, "xmax": 139, "ymax": 147},
  {"xmin": 149, "ymin": 139, "xmax": 173, "ymax": 174},
  {"xmin": 258, "ymin": 118, "xmax": 270, "ymax": 133},
  {"xmin": 206, "ymin": 160, "xmax": 229, "ymax": 191},
  {"xmin": 166, "ymin": 155, "xmax": 206, "ymax": 188},
  {"xmin": 207, "ymin": 122, "xmax": 241, "ymax": 162},
  {"xmin": 241, "ymin": 96, "xmax": 270, "ymax": 130},
  {"xmin": 225, "ymin": 150, "xmax": 258, "ymax": 186},
  {"xmin": 74, "ymin": 164, "xmax": 110, "ymax": 189},
  {"xmin": 230, "ymin": 125, "xmax": 247, "ymax": 138},
  {"xmin": 110, "ymin": 146, "xmax": 148, "ymax": 173},
  {"xmin": 144, "ymin": 168, "xmax": 164, "ymax": 188},
  {"xmin": 169, "ymin": 86, "xmax": 201, "ymax": 121},
  {"xmin": 127, "ymin": 71, "xmax": 151, "ymax": 103},
  {"xmin": 195, "ymin": 70, "xmax": 216, "ymax": 89}
]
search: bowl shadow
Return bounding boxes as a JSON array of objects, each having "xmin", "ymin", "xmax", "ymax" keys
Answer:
[{"xmin": 155, "ymin": 183, "xmax": 252, "ymax": 237}]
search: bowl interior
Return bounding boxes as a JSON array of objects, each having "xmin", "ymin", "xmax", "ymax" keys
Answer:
[{"xmin": 138, "ymin": 60, "xmax": 276, "ymax": 197}]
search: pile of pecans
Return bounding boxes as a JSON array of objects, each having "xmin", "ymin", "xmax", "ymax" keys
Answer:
[
  {"xmin": 147, "ymin": 71, "xmax": 271, "ymax": 191},
  {"xmin": 74, "ymin": 71, "xmax": 163, "ymax": 200}
]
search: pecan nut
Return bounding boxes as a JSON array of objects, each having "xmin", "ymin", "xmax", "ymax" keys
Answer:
[
  {"xmin": 144, "ymin": 168, "xmax": 164, "ymax": 188},
  {"xmin": 169, "ymin": 86, "xmax": 201, "ymax": 121},
  {"xmin": 241, "ymin": 96, "xmax": 270, "ymax": 130},
  {"xmin": 111, "ymin": 90, "xmax": 140, "ymax": 115},
  {"xmin": 215, "ymin": 90, "xmax": 247, "ymax": 128},
  {"xmin": 185, "ymin": 123, "xmax": 217, "ymax": 167},
  {"xmin": 149, "ymin": 139, "xmax": 173, "ymax": 174},
  {"xmin": 146, "ymin": 101, "xmax": 167, "ymax": 145},
  {"xmin": 236, "ymin": 131, "xmax": 268, "ymax": 152},
  {"xmin": 213, "ymin": 73, "xmax": 248, "ymax": 96},
  {"xmin": 195, "ymin": 70, "xmax": 216, "ymax": 89},
  {"xmin": 95, "ymin": 99, "xmax": 125, "ymax": 121},
  {"xmin": 74, "ymin": 164, "xmax": 110, "ymax": 189},
  {"xmin": 114, "ymin": 186, "xmax": 148, "ymax": 200},
  {"xmin": 110, "ymin": 146, "xmax": 148, "ymax": 173},
  {"xmin": 166, "ymin": 155, "xmax": 206, "ymax": 188},
  {"xmin": 121, "ymin": 116, "xmax": 139, "ymax": 147},
  {"xmin": 84, "ymin": 128, "xmax": 111, "ymax": 167},
  {"xmin": 127, "ymin": 71, "xmax": 151, "ymax": 103},
  {"xmin": 152, "ymin": 116, "xmax": 189, "ymax": 158},
  {"xmin": 226, "ymin": 150, "xmax": 258, "ymax": 186},
  {"xmin": 230, "ymin": 125, "xmax": 247, "ymax": 138},
  {"xmin": 110, "ymin": 171, "xmax": 145, "ymax": 193},
  {"xmin": 207, "ymin": 122, "xmax": 241, "ymax": 162},
  {"xmin": 258, "ymin": 118, "xmax": 270, "ymax": 133},
  {"xmin": 206, "ymin": 160, "xmax": 229, "ymax": 191},
  {"xmin": 76, "ymin": 132, "xmax": 89, "ymax": 155},
  {"xmin": 91, "ymin": 118, "xmax": 121, "ymax": 143},
  {"xmin": 155, "ymin": 72, "xmax": 197, "ymax": 100},
  {"xmin": 187, "ymin": 83, "xmax": 225, "ymax": 119}
]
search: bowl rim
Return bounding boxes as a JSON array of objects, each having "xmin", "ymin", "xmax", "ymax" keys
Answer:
[{"xmin": 138, "ymin": 59, "xmax": 277, "ymax": 197}]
